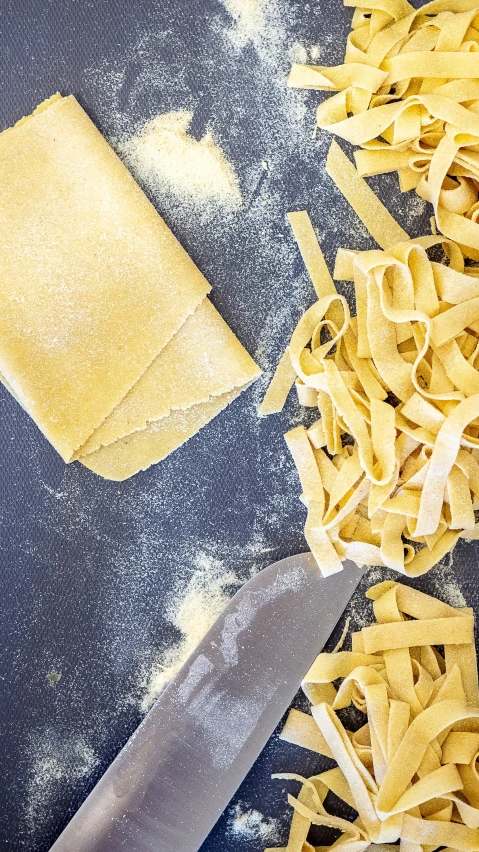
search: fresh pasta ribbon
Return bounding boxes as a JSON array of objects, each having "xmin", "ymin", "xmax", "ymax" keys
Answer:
[
  {"xmin": 288, "ymin": 0, "xmax": 479, "ymax": 256},
  {"xmin": 262, "ymin": 196, "xmax": 479, "ymax": 577},
  {"xmin": 270, "ymin": 581, "xmax": 479, "ymax": 852}
]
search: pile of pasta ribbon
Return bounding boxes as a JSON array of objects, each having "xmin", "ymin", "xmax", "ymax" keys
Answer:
[
  {"xmin": 268, "ymin": 580, "xmax": 479, "ymax": 852},
  {"xmin": 288, "ymin": 0, "xmax": 479, "ymax": 258},
  {"xmin": 261, "ymin": 199, "xmax": 479, "ymax": 577}
]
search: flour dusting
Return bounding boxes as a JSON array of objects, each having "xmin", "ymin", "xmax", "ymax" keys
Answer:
[
  {"xmin": 120, "ymin": 111, "xmax": 242, "ymax": 210},
  {"xmin": 426, "ymin": 549, "xmax": 466, "ymax": 607},
  {"xmin": 221, "ymin": 0, "xmax": 267, "ymax": 46},
  {"xmin": 228, "ymin": 803, "xmax": 280, "ymax": 842},
  {"xmin": 24, "ymin": 729, "xmax": 99, "ymax": 835},
  {"xmin": 140, "ymin": 554, "xmax": 240, "ymax": 711},
  {"xmin": 290, "ymin": 42, "xmax": 309, "ymax": 64}
]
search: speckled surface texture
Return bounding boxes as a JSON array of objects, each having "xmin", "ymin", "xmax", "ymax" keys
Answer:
[{"xmin": 0, "ymin": 1, "xmax": 477, "ymax": 850}]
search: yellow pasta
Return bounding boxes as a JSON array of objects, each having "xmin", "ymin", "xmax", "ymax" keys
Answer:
[
  {"xmin": 288, "ymin": 0, "xmax": 479, "ymax": 257},
  {"xmin": 268, "ymin": 581, "xmax": 479, "ymax": 852},
  {"xmin": 262, "ymin": 186, "xmax": 479, "ymax": 575}
]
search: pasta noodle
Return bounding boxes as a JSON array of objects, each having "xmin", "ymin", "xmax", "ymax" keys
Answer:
[
  {"xmin": 267, "ymin": 580, "xmax": 479, "ymax": 852},
  {"xmin": 288, "ymin": 0, "xmax": 479, "ymax": 257},
  {"xmin": 261, "ymin": 183, "xmax": 479, "ymax": 575}
]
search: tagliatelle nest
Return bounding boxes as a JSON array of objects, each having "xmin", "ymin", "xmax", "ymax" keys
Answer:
[
  {"xmin": 261, "ymin": 143, "xmax": 479, "ymax": 576},
  {"xmin": 289, "ymin": 0, "xmax": 479, "ymax": 259},
  {"xmin": 267, "ymin": 580, "xmax": 479, "ymax": 852}
]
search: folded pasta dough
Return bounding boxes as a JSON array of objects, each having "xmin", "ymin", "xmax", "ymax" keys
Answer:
[
  {"xmin": 80, "ymin": 386, "xmax": 245, "ymax": 481},
  {"xmin": 0, "ymin": 94, "xmax": 210, "ymax": 461},
  {"xmin": 77, "ymin": 296, "xmax": 260, "ymax": 479},
  {"xmin": 272, "ymin": 580, "xmax": 479, "ymax": 852},
  {"xmin": 76, "ymin": 298, "xmax": 261, "ymax": 458}
]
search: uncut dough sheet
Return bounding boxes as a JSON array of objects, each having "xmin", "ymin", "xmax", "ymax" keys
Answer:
[
  {"xmin": 0, "ymin": 94, "xmax": 210, "ymax": 461},
  {"xmin": 78, "ymin": 297, "xmax": 261, "ymax": 479},
  {"xmin": 81, "ymin": 388, "xmax": 245, "ymax": 481}
]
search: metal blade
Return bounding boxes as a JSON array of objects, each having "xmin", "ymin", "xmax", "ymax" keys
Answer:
[{"xmin": 50, "ymin": 553, "xmax": 364, "ymax": 852}]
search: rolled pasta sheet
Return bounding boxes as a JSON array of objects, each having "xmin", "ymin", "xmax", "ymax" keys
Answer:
[{"xmin": 270, "ymin": 581, "xmax": 479, "ymax": 852}]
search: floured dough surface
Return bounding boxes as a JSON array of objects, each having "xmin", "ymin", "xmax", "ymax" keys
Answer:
[
  {"xmin": 0, "ymin": 94, "xmax": 209, "ymax": 461},
  {"xmin": 77, "ymin": 298, "xmax": 260, "ymax": 458},
  {"xmin": 81, "ymin": 386, "xmax": 245, "ymax": 481}
]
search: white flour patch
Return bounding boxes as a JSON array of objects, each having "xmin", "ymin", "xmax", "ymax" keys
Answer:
[
  {"xmin": 426, "ymin": 549, "xmax": 466, "ymax": 607},
  {"xmin": 228, "ymin": 803, "xmax": 280, "ymax": 842},
  {"xmin": 220, "ymin": 0, "xmax": 266, "ymax": 46},
  {"xmin": 139, "ymin": 554, "xmax": 240, "ymax": 711},
  {"xmin": 120, "ymin": 110, "xmax": 242, "ymax": 210},
  {"xmin": 219, "ymin": 0, "xmax": 285, "ymax": 58},
  {"xmin": 290, "ymin": 41, "xmax": 309, "ymax": 64},
  {"xmin": 135, "ymin": 528, "xmax": 293, "ymax": 714},
  {"xmin": 24, "ymin": 729, "xmax": 99, "ymax": 835}
]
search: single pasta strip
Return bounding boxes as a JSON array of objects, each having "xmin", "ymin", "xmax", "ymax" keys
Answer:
[
  {"xmin": 326, "ymin": 142, "xmax": 409, "ymax": 250},
  {"xmin": 284, "ymin": 426, "xmax": 325, "ymax": 505},
  {"xmin": 442, "ymin": 732, "xmax": 479, "ymax": 764},
  {"xmin": 287, "ymin": 212, "xmax": 337, "ymax": 301},
  {"xmin": 259, "ymin": 349, "xmax": 297, "ymax": 415},
  {"xmin": 380, "ymin": 762, "xmax": 463, "ymax": 816},
  {"xmin": 280, "ymin": 708, "xmax": 334, "ymax": 757},
  {"xmin": 361, "ymin": 616, "xmax": 474, "ymax": 653},
  {"xmin": 445, "ymin": 640, "xmax": 479, "ymax": 705}
]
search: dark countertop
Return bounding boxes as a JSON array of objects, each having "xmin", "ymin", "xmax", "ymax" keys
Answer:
[{"xmin": 0, "ymin": 1, "xmax": 477, "ymax": 850}]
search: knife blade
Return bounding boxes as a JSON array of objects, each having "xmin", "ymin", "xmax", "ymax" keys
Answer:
[{"xmin": 50, "ymin": 552, "xmax": 365, "ymax": 852}]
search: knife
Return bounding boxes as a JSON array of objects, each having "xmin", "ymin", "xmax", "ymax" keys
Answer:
[{"xmin": 50, "ymin": 552, "xmax": 364, "ymax": 852}]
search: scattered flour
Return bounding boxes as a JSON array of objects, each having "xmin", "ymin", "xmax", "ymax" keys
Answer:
[
  {"xmin": 221, "ymin": 0, "xmax": 267, "ymax": 46},
  {"xmin": 342, "ymin": 569, "xmax": 383, "ymax": 633},
  {"xmin": 228, "ymin": 803, "xmax": 280, "ymax": 842},
  {"xmin": 140, "ymin": 554, "xmax": 240, "ymax": 711},
  {"xmin": 426, "ymin": 548, "xmax": 466, "ymax": 607},
  {"xmin": 290, "ymin": 42, "xmax": 309, "ymax": 64},
  {"xmin": 24, "ymin": 730, "xmax": 99, "ymax": 835},
  {"xmin": 218, "ymin": 0, "xmax": 306, "ymax": 96},
  {"xmin": 120, "ymin": 111, "xmax": 242, "ymax": 210}
]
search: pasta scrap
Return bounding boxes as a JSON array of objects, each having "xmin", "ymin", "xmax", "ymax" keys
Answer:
[
  {"xmin": 262, "ymin": 195, "xmax": 479, "ymax": 576},
  {"xmin": 267, "ymin": 580, "xmax": 479, "ymax": 852},
  {"xmin": 288, "ymin": 0, "xmax": 479, "ymax": 258}
]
